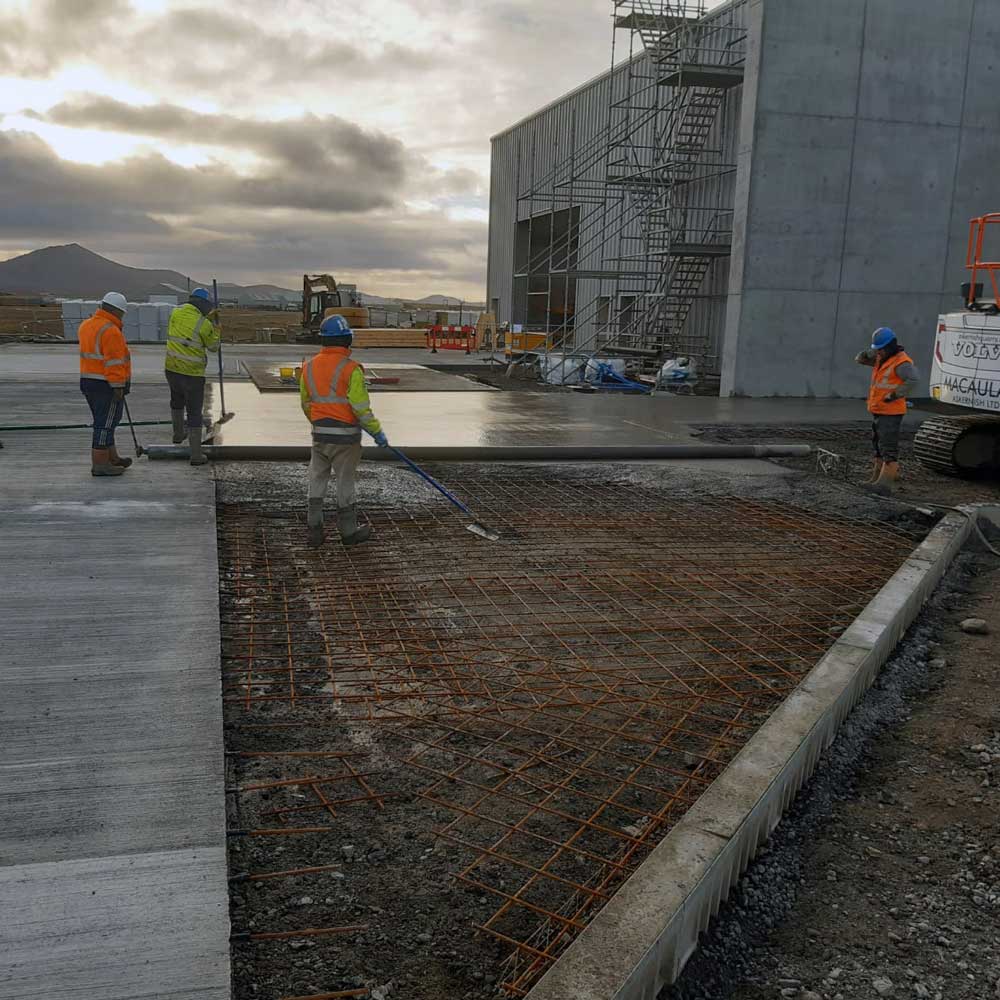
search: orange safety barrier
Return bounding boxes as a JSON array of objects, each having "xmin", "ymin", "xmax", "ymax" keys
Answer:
[{"xmin": 426, "ymin": 325, "xmax": 477, "ymax": 354}]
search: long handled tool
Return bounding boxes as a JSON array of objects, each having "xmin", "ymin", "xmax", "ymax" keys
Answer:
[
  {"xmin": 122, "ymin": 397, "xmax": 144, "ymax": 457},
  {"xmin": 388, "ymin": 445, "xmax": 500, "ymax": 541},
  {"xmin": 213, "ymin": 278, "xmax": 236, "ymax": 424}
]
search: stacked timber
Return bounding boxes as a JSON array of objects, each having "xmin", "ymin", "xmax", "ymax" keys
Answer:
[
  {"xmin": 323, "ymin": 305, "xmax": 370, "ymax": 328},
  {"xmin": 351, "ymin": 328, "xmax": 428, "ymax": 348}
]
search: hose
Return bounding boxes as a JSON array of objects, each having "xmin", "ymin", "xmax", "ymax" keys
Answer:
[{"xmin": 0, "ymin": 420, "xmax": 171, "ymax": 432}]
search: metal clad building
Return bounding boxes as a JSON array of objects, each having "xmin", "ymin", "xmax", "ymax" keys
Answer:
[{"xmin": 488, "ymin": 0, "xmax": 1000, "ymax": 397}]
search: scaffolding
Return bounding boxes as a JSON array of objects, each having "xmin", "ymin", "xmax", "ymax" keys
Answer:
[{"xmin": 513, "ymin": 1, "xmax": 746, "ymax": 385}]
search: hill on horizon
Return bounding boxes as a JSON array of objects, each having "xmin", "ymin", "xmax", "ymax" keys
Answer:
[{"xmin": 0, "ymin": 244, "xmax": 481, "ymax": 308}]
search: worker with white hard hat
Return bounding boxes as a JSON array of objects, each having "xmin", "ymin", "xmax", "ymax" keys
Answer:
[{"xmin": 78, "ymin": 291, "xmax": 132, "ymax": 477}]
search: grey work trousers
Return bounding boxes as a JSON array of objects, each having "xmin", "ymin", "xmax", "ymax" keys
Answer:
[
  {"xmin": 871, "ymin": 413, "xmax": 904, "ymax": 463},
  {"xmin": 308, "ymin": 440, "xmax": 362, "ymax": 506}
]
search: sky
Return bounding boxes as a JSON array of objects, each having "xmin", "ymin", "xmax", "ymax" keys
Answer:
[{"xmin": 0, "ymin": 0, "xmax": 721, "ymax": 298}]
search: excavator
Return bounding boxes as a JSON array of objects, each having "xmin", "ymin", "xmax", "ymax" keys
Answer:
[
  {"xmin": 296, "ymin": 273, "xmax": 365, "ymax": 343},
  {"xmin": 914, "ymin": 214, "xmax": 1000, "ymax": 477}
]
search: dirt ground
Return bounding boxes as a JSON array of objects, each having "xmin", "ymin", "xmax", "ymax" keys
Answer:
[
  {"xmin": 0, "ymin": 304, "xmax": 303, "ymax": 343},
  {"xmin": 664, "ymin": 544, "xmax": 1000, "ymax": 1000},
  {"xmin": 692, "ymin": 422, "xmax": 1000, "ymax": 509}
]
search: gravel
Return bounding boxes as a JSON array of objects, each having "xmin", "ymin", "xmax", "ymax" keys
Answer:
[{"xmin": 662, "ymin": 540, "xmax": 1000, "ymax": 1000}]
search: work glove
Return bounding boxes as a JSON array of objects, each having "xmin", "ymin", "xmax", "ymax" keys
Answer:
[
  {"xmin": 208, "ymin": 308, "xmax": 221, "ymax": 324},
  {"xmin": 113, "ymin": 387, "xmax": 125, "ymax": 401},
  {"xmin": 373, "ymin": 431, "xmax": 389, "ymax": 448}
]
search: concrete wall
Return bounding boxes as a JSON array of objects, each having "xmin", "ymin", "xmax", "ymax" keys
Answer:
[{"xmin": 723, "ymin": 0, "xmax": 1000, "ymax": 397}]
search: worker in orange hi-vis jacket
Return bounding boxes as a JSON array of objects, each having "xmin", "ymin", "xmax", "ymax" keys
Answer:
[{"xmin": 79, "ymin": 292, "xmax": 133, "ymax": 477}]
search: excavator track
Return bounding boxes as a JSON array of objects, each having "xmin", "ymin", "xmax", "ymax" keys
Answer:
[{"xmin": 914, "ymin": 414, "xmax": 1000, "ymax": 476}]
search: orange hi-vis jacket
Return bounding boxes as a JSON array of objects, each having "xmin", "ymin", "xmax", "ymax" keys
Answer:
[
  {"xmin": 868, "ymin": 350, "xmax": 913, "ymax": 416},
  {"xmin": 300, "ymin": 346, "xmax": 381, "ymax": 443},
  {"xmin": 79, "ymin": 308, "xmax": 131, "ymax": 388}
]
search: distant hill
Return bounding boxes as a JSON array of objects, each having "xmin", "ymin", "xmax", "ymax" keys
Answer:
[
  {"xmin": 0, "ymin": 244, "xmax": 299, "ymax": 305},
  {"xmin": 0, "ymin": 244, "xmax": 480, "ymax": 309}
]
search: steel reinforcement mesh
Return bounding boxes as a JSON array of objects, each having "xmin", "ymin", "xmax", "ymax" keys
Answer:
[{"xmin": 218, "ymin": 474, "xmax": 917, "ymax": 997}]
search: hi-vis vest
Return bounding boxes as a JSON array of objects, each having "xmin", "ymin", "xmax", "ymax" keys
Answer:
[
  {"xmin": 868, "ymin": 351, "xmax": 913, "ymax": 416},
  {"xmin": 165, "ymin": 303, "xmax": 220, "ymax": 377},
  {"xmin": 79, "ymin": 309, "xmax": 131, "ymax": 387},
  {"xmin": 302, "ymin": 347, "xmax": 364, "ymax": 441}
]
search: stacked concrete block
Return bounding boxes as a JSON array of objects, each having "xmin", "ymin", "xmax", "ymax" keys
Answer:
[{"xmin": 61, "ymin": 300, "xmax": 177, "ymax": 343}]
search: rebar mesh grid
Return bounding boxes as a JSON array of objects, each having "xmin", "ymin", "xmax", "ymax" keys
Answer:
[{"xmin": 218, "ymin": 475, "xmax": 917, "ymax": 995}]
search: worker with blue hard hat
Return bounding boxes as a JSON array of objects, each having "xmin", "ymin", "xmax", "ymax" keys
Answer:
[
  {"xmin": 855, "ymin": 326, "xmax": 920, "ymax": 495},
  {"xmin": 298, "ymin": 313, "xmax": 389, "ymax": 547},
  {"xmin": 164, "ymin": 286, "xmax": 222, "ymax": 466}
]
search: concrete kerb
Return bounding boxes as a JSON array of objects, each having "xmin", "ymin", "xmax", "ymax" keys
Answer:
[{"xmin": 526, "ymin": 505, "xmax": 998, "ymax": 1000}]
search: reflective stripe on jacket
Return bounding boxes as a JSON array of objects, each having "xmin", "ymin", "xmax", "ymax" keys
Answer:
[
  {"xmin": 165, "ymin": 303, "xmax": 220, "ymax": 377},
  {"xmin": 868, "ymin": 350, "xmax": 914, "ymax": 415},
  {"xmin": 299, "ymin": 346, "xmax": 382, "ymax": 442},
  {"xmin": 78, "ymin": 308, "xmax": 131, "ymax": 387}
]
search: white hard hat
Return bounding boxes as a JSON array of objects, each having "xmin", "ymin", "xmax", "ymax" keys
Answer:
[{"xmin": 101, "ymin": 291, "xmax": 128, "ymax": 313}]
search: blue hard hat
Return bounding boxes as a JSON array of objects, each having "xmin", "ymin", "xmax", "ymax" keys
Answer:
[
  {"xmin": 871, "ymin": 327, "xmax": 896, "ymax": 350},
  {"xmin": 190, "ymin": 287, "xmax": 211, "ymax": 302},
  {"xmin": 319, "ymin": 314, "xmax": 352, "ymax": 340}
]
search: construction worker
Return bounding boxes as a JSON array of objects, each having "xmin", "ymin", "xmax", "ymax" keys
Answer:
[
  {"xmin": 300, "ymin": 314, "xmax": 388, "ymax": 547},
  {"xmin": 165, "ymin": 287, "xmax": 221, "ymax": 466},
  {"xmin": 79, "ymin": 291, "xmax": 132, "ymax": 477},
  {"xmin": 856, "ymin": 327, "xmax": 920, "ymax": 495}
]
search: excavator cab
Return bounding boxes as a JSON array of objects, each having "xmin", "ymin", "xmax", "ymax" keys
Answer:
[{"xmin": 301, "ymin": 274, "xmax": 342, "ymax": 337}]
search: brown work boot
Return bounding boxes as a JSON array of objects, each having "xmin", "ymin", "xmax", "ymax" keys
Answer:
[
  {"xmin": 863, "ymin": 457, "xmax": 883, "ymax": 483},
  {"xmin": 870, "ymin": 461, "xmax": 899, "ymax": 496},
  {"xmin": 337, "ymin": 504, "xmax": 372, "ymax": 546},
  {"xmin": 91, "ymin": 448, "xmax": 124, "ymax": 477},
  {"xmin": 109, "ymin": 447, "xmax": 132, "ymax": 469}
]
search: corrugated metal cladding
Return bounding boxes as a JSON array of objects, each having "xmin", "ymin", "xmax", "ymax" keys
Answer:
[{"xmin": 487, "ymin": 0, "xmax": 750, "ymax": 373}]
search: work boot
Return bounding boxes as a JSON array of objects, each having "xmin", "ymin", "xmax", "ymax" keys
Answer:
[
  {"xmin": 171, "ymin": 409, "xmax": 186, "ymax": 444},
  {"xmin": 336, "ymin": 504, "xmax": 372, "ymax": 546},
  {"xmin": 91, "ymin": 448, "xmax": 124, "ymax": 477},
  {"xmin": 863, "ymin": 457, "xmax": 883, "ymax": 484},
  {"xmin": 307, "ymin": 498, "xmax": 325, "ymax": 548},
  {"xmin": 188, "ymin": 428, "xmax": 208, "ymax": 466},
  {"xmin": 870, "ymin": 461, "xmax": 899, "ymax": 497},
  {"xmin": 109, "ymin": 447, "xmax": 132, "ymax": 469}
]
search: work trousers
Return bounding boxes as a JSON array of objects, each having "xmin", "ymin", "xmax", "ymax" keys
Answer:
[
  {"xmin": 165, "ymin": 369, "xmax": 206, "ymax": 429},
  {"xmin": 871, "ymin": 413, "xmax": 904, "ymax": 463},
  {"xmin": 80, "ymin": 377, "xmax": 123, "ymax": 448},
  {"xmin": 308, "ymin": 440, "xmax": 362, "ymax": 506}
]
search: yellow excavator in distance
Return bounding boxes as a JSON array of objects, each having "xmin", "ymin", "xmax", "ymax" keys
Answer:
[{"xmin": 297, "ymin": 274, "xmax": 366, "ymax": 343}]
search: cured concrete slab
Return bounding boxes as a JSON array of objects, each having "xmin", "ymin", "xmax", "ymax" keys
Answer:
[{"xmin": 0, "ymin": 381, "xmax": 230, "ymax": 998}]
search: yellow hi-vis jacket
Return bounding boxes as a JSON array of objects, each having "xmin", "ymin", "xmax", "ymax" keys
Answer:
[{"xmin": 165, "ymin": 303, "xmax": 221, "ymax": 377}]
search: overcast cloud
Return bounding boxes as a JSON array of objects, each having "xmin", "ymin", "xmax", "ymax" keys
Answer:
[{"xmin": 0, "ymin": 0, "xmax": 717, "ymax": 296}]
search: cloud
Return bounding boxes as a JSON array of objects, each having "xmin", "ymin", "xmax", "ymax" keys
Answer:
[
  {"xmin": 0, "ymin": 128, "xmax": 486, "ymax": 296},
  {"xmin": 0, "ymin": 0, "xmax": 131, "ymax": 77},
  {"xmin": 29, "ymin": 95, "xmax": 480, "ymax": 200}
]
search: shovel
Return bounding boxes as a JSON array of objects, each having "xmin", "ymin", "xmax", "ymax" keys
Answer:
[
  {"xmin": 387, "ymin": 445, "xmax": 501, "ymax": 541},
  {"xmin": 213, "ymin": 278, "xmax": 236, "ymax": 424}
]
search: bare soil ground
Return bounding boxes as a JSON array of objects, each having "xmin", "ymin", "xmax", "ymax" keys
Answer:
[
  {"xmin": 664, "ymin": 544, "xmax": 1000, "ymax": 1000},
  {"xmin": 692, "ymin": 422, "xmax": 1000, "ymax": 509}
]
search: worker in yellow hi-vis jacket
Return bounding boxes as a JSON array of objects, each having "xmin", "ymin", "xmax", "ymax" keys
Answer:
[
  {"xmin": 299, "ymin": 314, "xmax": 388, "ymax": 547},
  {"xmin": 165, "ymin": 287, "xmax": 221, "ymax": 466}
]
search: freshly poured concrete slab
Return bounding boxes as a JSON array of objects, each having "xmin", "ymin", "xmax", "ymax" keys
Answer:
[
  {"xmin": 0, "ymin": 382, "xmax": 230, "ymax": 999},
  {"xmin": 244, "ymin": 361, "xmax": 493, "ymax": 393},
  {"xmin": 0, "ymin": 342, "xmax": 496, "ymax": 383},
  {"xmin": 207, "ymin": 383, "xmax": 703, "ymax": 448}
]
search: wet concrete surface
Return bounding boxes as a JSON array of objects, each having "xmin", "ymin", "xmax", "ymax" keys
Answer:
[
  {"xmin": 206, "ymin": 383, "xmax": 904, "ymax": 450},
  {"xmin": 244, "ymin": 362, "xmax": 493, "ymax": 393}
]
